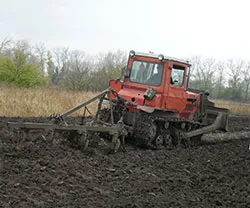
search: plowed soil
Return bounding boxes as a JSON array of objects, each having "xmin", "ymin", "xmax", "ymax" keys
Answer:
[{"xmin": 0, "ymin": 115, "xmax": 250, "ymax": 208}]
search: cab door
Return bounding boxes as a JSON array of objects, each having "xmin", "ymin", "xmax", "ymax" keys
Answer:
[{"xmin": 166, "ymin": 64, "xmax": 187, "ymax": 111}]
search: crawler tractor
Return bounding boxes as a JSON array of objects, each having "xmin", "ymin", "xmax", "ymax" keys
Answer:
[{"xmin": 8, "ymin": 51, "xmax": 229, "ymax": 152}]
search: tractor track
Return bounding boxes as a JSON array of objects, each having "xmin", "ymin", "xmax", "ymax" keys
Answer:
[{"xmin": 0, "ymin": 115, "xmax": 250, "ymax": 207}]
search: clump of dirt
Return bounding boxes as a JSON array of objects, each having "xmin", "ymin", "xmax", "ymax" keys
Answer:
[{"xmin": 0, "ymin": 116, "xmax": 250, "ymax": 207}]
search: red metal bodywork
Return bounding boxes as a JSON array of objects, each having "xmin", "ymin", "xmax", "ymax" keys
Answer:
[{"xmin": 109, "ymin": 54, "xmax": 200, "ymax": 120}]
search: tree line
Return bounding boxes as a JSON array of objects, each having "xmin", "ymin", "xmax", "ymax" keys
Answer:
[
  {"xmin": 188, "ymin": 56, "xmax": 250, "ymax": 101},
  {"xmin": 0, "ymin": 38, "xmax": 126, "ymax": 91},
  {"xmin": 0, "ymin": 38, "xmax": 249, "ymax": 102}
]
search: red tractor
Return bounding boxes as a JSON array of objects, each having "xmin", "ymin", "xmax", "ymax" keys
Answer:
[
  {"xmin": 8, "ymin": 51, "xmax": 229, "ymax": 151},
  {"xmin": 106, "ymin": 50, "xmax": 229, "ymax": 149}
]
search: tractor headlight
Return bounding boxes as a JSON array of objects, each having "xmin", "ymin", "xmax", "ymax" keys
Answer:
[
  {"xmin": 158, "ymin": 54, "xmax": 164, "ymax": 62},
  {"xmin": 129, "ymin": 50, "xmax": 135, "ymax": 57}
]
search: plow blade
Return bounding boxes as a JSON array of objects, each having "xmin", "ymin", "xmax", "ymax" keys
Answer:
[
  {"xmin": 184, "ymin": 107, "xmax": 229, "ymax": 139},
  {"xmin": 7, "ymin": 121, "xmax": 125, "ymax": 153}
]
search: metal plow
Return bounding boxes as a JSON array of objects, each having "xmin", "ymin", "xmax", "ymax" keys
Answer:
[{"xmin": 7, "ymin": 88, "xmax": 128, "ymax": 153}]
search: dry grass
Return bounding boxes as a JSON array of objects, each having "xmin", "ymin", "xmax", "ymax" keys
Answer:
[
  {"xmin": 213, "ymin": 99, "xmax": 250, "ymax": 114},
  {"xmin": 1, "ymin": 86, "xmax": 250, "ymax": 117},
  {"xmin": 0, "ymin": 86, "xmax": 97, "ymax": 117}
]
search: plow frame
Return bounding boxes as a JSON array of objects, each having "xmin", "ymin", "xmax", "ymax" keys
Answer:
[{"xmin": 7, "ymin": 88, "xmax": 128, "ymax": 152}]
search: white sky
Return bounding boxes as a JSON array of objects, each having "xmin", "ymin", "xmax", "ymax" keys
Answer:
[{"xmin": 1, "ymin": 0, "xmax": 250, "ymax": 59}]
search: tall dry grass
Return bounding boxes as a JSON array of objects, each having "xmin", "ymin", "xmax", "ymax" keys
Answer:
[
  {"xmin": 0, "ymin": 86, "xmax": 97, "ymax": 117},
  {"xmin": 213, "ymin": 99, "xmax": 250, "ymax": 115},
  {"xmin": 1, "ymin": 86, "xmax": 250, "ymax": 117}
]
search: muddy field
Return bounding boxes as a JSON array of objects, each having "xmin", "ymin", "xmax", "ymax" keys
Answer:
[{"xmin": 0, "ymin": 115, "xmax": 250, "ymax": 208}]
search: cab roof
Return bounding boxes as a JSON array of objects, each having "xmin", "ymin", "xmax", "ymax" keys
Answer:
[{"xmin": 131, "ymin": 51, "xmax": 191, "ymax": 66}]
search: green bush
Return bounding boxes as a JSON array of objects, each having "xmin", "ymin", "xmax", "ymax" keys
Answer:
[{"xmin": 0, "ymin": 51, "xmax": 46, "ymax": 87}]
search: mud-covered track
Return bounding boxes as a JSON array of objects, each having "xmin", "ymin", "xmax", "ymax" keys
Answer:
[{"xmin": 0, "ymin": 115, "xmax": 250, "ymax": 207}]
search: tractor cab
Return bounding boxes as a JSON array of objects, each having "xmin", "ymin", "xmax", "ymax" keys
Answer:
[
  {"xmin": 124, "ymin": 50, "xmax": 190, "ymax": 89},
  {"xmin": 109, "ymin": 50, "xmax": 199, "ymax": 119}
]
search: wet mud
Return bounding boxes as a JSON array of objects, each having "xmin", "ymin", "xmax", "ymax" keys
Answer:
[{"xmin": 0, "ymin": 115, "xmax": 250, "ymax": 207}]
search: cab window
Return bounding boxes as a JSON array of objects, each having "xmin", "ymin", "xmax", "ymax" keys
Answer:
[
  {"xmin": 171, "ymin": 65, "xmax": 185, "ymax": 87},
  {"xmin": 130, "ymin": 60, "xmax": 163, "ymax": 86}
]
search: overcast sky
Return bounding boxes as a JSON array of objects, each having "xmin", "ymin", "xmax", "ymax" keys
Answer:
[{"xmin": 0, "ymin": 0, "xmax": 250, "ymax": 59}]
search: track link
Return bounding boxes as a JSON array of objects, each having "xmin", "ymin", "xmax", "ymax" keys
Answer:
[{"xmin": 132, "ymin": 111, "xmax": 203, "ymax": 149}]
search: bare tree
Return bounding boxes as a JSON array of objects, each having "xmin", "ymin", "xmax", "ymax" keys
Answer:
[
  {"xmin": 215, "ymin": 61, "xmax": 225, "ymax": 98},
  {"xmin": 227, "ymin": 59, "xmax": 244, "ymax": 100},
  {"xmin": 227, "ymin": 59, "xmax": 243, "ymax": 88},
  {"xmin": 189, "ymin": 56, "xmax": 202, "ymax": 82},
  {"xmin": 242, "ymin": 61, "xmax": 250, "ymax": 101},
  {"xmin": 188, "ymin": 56, "xmax": 216, "ymax": 94},
  {"xmin": 15, "ymin": 40, "xmax": 30, "ymax": 53},
  {"xmin": 53, "ymin": 47, "xmax": 69, "ymax": 72},
  {"xmin": 200, "ymin": 58, "xmax": 216, "ymax": 90},
  {"xmin": 0, "ymin": 37, "xmax": 12, "ymax": 54},
  {"xmin": 35, "ymin": 43, "xmax": 47, "ymax": 76},
  {"xmin": 61, "ymin": 50, "xmax": 92, "ymax": 90},
  {"xmin": 95, "ymin": 50, "xmax": 127, "ymax": 71},
  {"xmin": 50, "ymin": 47, "xmax": 69, "ymax": 84}
]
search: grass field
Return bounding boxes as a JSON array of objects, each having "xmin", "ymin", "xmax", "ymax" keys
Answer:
[
  {"xmin": 213, "ymin": 99, "xmax": 250, "ymax": 115},
  {"xmin": 0, "ymin": 87, "xmax": 97, "ymax": 117},
  {"xmin": 0, "ymin": 86, "xmax": 249, "ymax": 116}
]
